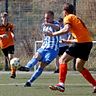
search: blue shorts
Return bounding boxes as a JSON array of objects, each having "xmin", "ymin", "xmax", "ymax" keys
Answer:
[{"xmin": 37, "ymin": 48, "xmax": 58, "ymax": 65}]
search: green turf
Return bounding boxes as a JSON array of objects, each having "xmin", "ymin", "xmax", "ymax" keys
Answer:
[{"xmin": 0, "ymin": 72, "xmax": 96, "ymax": 96}]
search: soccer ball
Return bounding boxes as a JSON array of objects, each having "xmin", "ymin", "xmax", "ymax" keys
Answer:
[{"xmin": 10, "ymin": 57, "xmax": 20, "ymax": 67}]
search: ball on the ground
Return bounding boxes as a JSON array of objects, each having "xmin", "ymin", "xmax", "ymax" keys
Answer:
[{"xmin": 10, "ymin": 57, "xmax": 20, "ymax": 67}]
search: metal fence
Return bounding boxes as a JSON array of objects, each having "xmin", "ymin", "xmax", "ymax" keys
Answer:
[{"xmin": 0, "ymin": 0, "xmax": 96, "ymax": 70}]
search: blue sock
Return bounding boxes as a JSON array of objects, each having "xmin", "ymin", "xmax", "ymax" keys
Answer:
[
  {"xmin": 28, "ymin": 67, "xmax": 43, "ymax": 83},
  {"xmin": 25, "ymin": 58, "xmax": 38, "ymax": 69}
]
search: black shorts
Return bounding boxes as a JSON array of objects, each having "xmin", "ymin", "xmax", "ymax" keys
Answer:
[
  {"xmin": 58, "ymin": 46, "xmax": 69, "ymax": 56},
  {"xmin": 66, "ymin": 42, "xmax": 93, "ymax": 61},
  {"xmin": 2, "ymin": 45, "xmax": 15, "ymax": 57}
]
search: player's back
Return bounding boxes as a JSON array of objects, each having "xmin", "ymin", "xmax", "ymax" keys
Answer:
[{"xmin": 64, "ymin": 14, "xmax": 92, "ymax": 43}]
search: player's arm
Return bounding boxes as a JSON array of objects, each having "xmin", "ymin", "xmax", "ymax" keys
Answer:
[
  {"xmin": 61, "ymin": 39, "xmax": 77, "ymax": 44},
  {"xmin": 9, "ymin": 23, "xmax": 15, "ymax": 39},
  {"xmin": 11, "ymin": 32, "xmax": 15, "ymax": 38},
  {"xmin": 0, "ymin": 34, "xmax": 8, "ymax": 38},
  {"xmin": 44, "ymin": 22, "xmax": 60, "ymax": 31},
  {"xmin": 49, "ymin": 23, "xmax": 60, "ymax": 31},
  {"xmin": 46, "ymin": 24, "xmax": 71, "ymax": 36},
  {"xmin": 6, "ymin": 23, "xmax": 14, "ymax": 32},
  {"xmin": 67, "ymin": 33, "xmax": 72, "ymax": 40}
]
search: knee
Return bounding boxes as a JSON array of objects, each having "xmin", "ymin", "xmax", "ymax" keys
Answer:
[
  {"xmin": 76, "ymin": 66, "xmax": 84, "ymax": 72},
  {"xmin": 59, "ymin": 57, "xmax": 67, "ymax": 64},
  {"xmin": 33, "ymin": 54, "xmax": 38, "ymax": 58},
  {"xmin": 33, "ymin": 53, "xmax": 41, "ymax": 60},
  {"xmin": 39, "ymin": 62, "xmax": 46, "ymax": 69}
]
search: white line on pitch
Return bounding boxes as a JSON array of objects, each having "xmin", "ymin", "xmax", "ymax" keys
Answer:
[{"xmin": 0, "ymin": 83, "xmax": 91, "ymax": 86}]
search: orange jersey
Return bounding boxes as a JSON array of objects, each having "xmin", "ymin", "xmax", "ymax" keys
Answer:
[
  {"xmin": 0, "ymin": 23, "xmax": 14, "ymax": 49},
  {"xmin": 64, "ymin": 14, "xmax": 92, "ymax": 43}
]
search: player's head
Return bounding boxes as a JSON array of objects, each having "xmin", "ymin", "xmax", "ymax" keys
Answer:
[
  {"xmin": 1, "ymin": 12, "xmax": 8, "ymax": 17},
  {"xmin": 58, "ymin": 17, "xmax": 63, "ymax": 22},
  {"xmin": 63, "ymin": 3, "xmax": 75, "ymax": 16},
  {"xmin": 58, "ymin": 17, "xmax": 63, "ymax": 25},
  {"xmin": 0, "ymin": 12, "xmax": 8, "ymax": 25},
  {"xmin": 44, "ymin": 10, "xmax": 54, "ymax": 23}
]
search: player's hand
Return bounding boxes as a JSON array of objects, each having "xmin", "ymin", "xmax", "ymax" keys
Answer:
[
  {"xmin": 59, "ymin": 39, "xmax": 66, "ymax": 43},
  {"xmin": 61, "ymin": 39, "xmax": 76, "ymax": 44},
  {"xmin": 43, "ymin": 22, "xmax": 51, "ymax": 26},
  {"xmin": 1, "ymin": 34, "xmax": 8, "ymax": 38},
  {"xmin": 61, "ymin": 39, "xmax": 67, "ymax": 43},
  {"xmin": 44, "ymin": 31, "xmax": 53, "ymax": 36},
  {"xmin": 60, "ymin": 39, "xmax": 71, "ymax": 44}
]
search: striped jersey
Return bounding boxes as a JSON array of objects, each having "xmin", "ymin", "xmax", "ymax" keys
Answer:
[
  {"xmin": 41, "ymin": 21, "xmax": 59, "ymax": 51},
  {"xmin": 59, "ymin": 24, "xmax": 71, "ymax": 47}
]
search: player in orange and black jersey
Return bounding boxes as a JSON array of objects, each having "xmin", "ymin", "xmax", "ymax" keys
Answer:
[
  {"xmin": 47, "ymin": 3, "xmax": 96, "ymax": 93},
  {"xmin": 0, "ymin": 12, "xmax": 16, "ymax": 78}
]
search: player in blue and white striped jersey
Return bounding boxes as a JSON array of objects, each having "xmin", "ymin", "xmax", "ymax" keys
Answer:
[
  {"xmin": 41, "ymin": 20, "xmax": 59, "ymax": 51},
  {"xmin": 18, "ymin": 10, "xmax": 60, "ymax": 87}
]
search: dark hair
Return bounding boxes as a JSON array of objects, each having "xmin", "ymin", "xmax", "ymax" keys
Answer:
[
  {"xmin": 63, "ymin": 3, "xmax": 75, "ymax": 14},
  {"xmin": 58, "ymin": 17, "xmax": 63, "ymax": 22},
  {"xmin": 46, "ymin": 10, "xmax": 54, "ymax": 16}
]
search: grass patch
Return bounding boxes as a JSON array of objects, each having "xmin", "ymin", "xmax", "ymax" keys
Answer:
[{"xmin": 0, "ymin": 72, "xmax": 96, "ymax": 96}]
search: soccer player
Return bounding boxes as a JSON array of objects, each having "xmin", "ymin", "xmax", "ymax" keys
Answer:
[
  {"xmin": 18, "ymin": 10, "xmax": 60, "ymax": 87},
  {"xmin": 54, "ymin": 17, "xmax": 71, "ymax": 73},
  {"xmin": 46, "ymin": 3, "xmax": 96, "ymax": 93},
  {"xmin": 0, "ymin": 12, "xmax": 16, "ymax": 78}
]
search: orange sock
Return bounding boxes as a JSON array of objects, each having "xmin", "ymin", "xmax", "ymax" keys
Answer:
[
  {"xmin": 81, "ymin": 68, "xmax": 96, "ymax": 86},
  {"xmin": 11, "ymin": 66, "xmax": 16, "ymax": 75},
  {"xmin": 59, "ymin": 64, "xmax": 67, "ymax": 83}
]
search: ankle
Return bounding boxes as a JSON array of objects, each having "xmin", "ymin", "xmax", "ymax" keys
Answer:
[{"xmin": 59, "ymin": 82, "xmax": 64, "ymax": 87}]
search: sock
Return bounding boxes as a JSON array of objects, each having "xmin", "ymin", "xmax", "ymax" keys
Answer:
[
  {"xmin": 11, "ymin": 66, "xmax": 16, "ymax": 75},
  {"xmin": 80, "ymin": 68, "xmax": 96, "ymax": 86},
  {"xmin": 28, "ymin": 67, "xmax": 43, "ymax": 83},
  {"xmin": 59, "ymin": 64, "xmax": 67, "ymax": 83},
  {"xmin": 25, "ymin": 58, "xmax": 38, "ymax": 69}
]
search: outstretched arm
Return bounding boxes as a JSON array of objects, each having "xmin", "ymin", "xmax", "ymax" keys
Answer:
[
  {"xmin": 44, "ymin": 22, "xmax": 60, "ymax": 31},
  {"xmin": 60, "ymin": 39, "xmax": 77, "ymax": 44},
  {"xmin": 46, "ymin": 24, "xmax": 71, "ymax": 36}
]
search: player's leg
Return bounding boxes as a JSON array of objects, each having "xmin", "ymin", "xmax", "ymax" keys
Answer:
[
  {"xmin": 4, "ymin": 57, "xmax": 9, "ymax": 71},
  {"xmin": 24, "ymin": 49, "xmax": 58, "ymax": 87},
  {"xmin": 49, "ymin": 52, "xmax": 73, "ymax": 92},
  {"xmin": 54, "ymin": 55, "xmax": 59, "ymax": 73},
  {"xmin": 9, "ymin": 54, "xmax": 16, "ymax": 78},
  {"xmin": 8, "ymin": 45, "xmax": 16, "ymax": 78},
  {"xmin": 24, "ymin": 63, "xmax": 46, "ymax": 87},
  {"xmin": 54, "ymin": 46, "xmax": 69, "ymax": 73},
  {"xmin": 76, "ymin": 58, "xmax": 96, "ymax": 93},
  {"xmin": 18, "ymin": 48, "xmax": 44, "ymax": 71},
  {"xmin": 73, "ymin": 58, "xmax": 76, "ymax": 70},
  {"xmin": 18, "ymin": 52, "xmax": 40, "ymax": 71},
  {"xmin": 25, "ymin": 52, "xmax": 41, "ymax": 68},
  {"xmin": 75, "ymin": 42, "xmax": 96, "ymax": 93},
  {"xmin": 2, "ymin": 48, "xmax": 9, "ymax": 71},
  {"xmin": 49, "ymin": 43, "xmax": 81, "ymax": 92}
]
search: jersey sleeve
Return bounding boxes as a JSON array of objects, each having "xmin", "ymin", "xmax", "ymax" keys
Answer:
[
  {"xmin": 64, "ymin": 16, "xmax": 71, "ymax": 25},
  {"xmin": 9, "ymin": 23, "xmax": 14, "ymax": 32}
]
